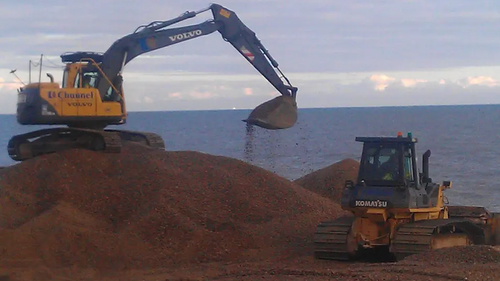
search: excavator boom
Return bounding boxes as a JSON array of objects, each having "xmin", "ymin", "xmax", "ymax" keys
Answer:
[{"xmin": 94, "ymin": 4, "xmax": 297, "ymax": 128}]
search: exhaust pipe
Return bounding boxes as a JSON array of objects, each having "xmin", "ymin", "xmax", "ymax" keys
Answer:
[
  {"xmin": 243, "ymin": 95, "xmax": 297, "ymax": 130},
  {"xmin": 46, "ymin": 73, "xmax": 54, "ymax": 83},
  {"xmin": 422, "ymin": 149, "xmax": 431, "ymax": 183}
]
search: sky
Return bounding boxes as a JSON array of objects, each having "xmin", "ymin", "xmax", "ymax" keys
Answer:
[{"xmin": 0, "ymin": 0, "xmax": 499, "ymax": 114}]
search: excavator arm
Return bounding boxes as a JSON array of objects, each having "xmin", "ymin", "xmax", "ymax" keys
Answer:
[
  {"xmin": 97, "ymin": 4, "xmax": 297, "ymax": 99},
  {"xmin": 211, "ymin": 4, "xmax": 297, "ymax": 98},
  {"xmin": 94, "ymin": 3, "xmax": 298, "ymax": 129}
]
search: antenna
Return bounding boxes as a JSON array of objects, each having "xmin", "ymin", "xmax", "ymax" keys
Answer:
[
  {"xmin": 38, "ymin": 54, "xmax": 43, "ymax": 84},
  {"xmin": 9, "ymin": 69, "xmax": 26, "ymax": 85}
]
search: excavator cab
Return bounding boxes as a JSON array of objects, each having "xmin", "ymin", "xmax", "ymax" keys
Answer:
[{"xmin": 61, "ymin": 52, "xmax": 124, "ymax": 103}]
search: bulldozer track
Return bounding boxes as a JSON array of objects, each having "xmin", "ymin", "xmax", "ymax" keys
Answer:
[
  {"xmin": 7, "ymin": 127, "xmax": 165, "ymax": 161},
  {"xmin": 313, "ymin": 215, "xmax": 356, "ymax": 261},
  {"xmin": 390, "ymin": 218, "xmax": 486, "ymax": 261}
]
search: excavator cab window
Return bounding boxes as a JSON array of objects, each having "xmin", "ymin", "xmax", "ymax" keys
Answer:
[
  {"xmin": 74, "ymin": 71, "xmax": 98, "ymax": 88},
  {"xmin": 62, "ymin": 68, "xmax": 69, "ymax": 88},
  {"xmin": 105, "ymin": 86, "xmax": 113, "ymax": 100},
  {"xmin": 74, "ymin": 73, "xmax": 80, "ymax": 88},
  {"xmin": 103, "ymin": 74, "xmax": 123, "ymax": 102},
  {"xmin": 84, "ymin": 72, "xmax": 98, "ymax": 88}
]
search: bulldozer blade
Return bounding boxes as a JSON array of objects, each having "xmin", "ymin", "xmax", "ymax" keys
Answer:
[{"xmin": 243, "ymin": 95, "xmax": 297, "ymax": 130}]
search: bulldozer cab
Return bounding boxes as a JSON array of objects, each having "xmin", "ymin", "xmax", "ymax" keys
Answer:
[
  {"xmin": 340, "ymin": 132, "xmax": 442, "ymax": 211},
  {"xmin": 356, "ymin": 132, "xmax": 419, "ymax": 188},
  {"xmin": 316, "ymin": 132, "xmax": 499, "ymax": 262}
]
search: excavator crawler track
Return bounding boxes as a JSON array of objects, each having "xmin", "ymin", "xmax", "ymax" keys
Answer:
[
  {"xmin": 104, "ymin": 129, "xmax": 165, "ymax": 149},
  {"xmin": 313, "ymin": 215, "xmax": 356, "ymax": 261},
  {"xmin": 390, "ymin": 218, "xmax": 486, "ymax": 261},
  {"xmin": 8, "ymin": 127, "xmax": 165, "ymax": 162}
]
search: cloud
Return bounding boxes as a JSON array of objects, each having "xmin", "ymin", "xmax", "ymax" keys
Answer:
[
  {"xmin": 188, "ymin": 91, "xmax": 213, "ymax": 99},
  {"xmin": 400, "ymin": 78, "xmax": 428, "ymax": 87},
  {"xmin": 369, "ymin": 74, "xmax": 396, "ymax": 91},
  {"xmin": 1, "ymin": 69, "xmax": 500, "ymax": 114},
  {"xmin": 123, "ymin": 71, "xmax": 500, "ymax": 111},
  {"xmin": 363, "ymin": 74, "xmax": 497, "ymax": 92},
  {"xmin": 0, "ymin": 77, "xmax": 23, "ymax": 91},
  {"xmin": 0, "ymin": 77, "xmax": 6, "ymax": 90},
  {"xmin": 458, "ymin": 76, "xmax": 498, "ymax": 88},
  {"xmin": 168, "ymin": 92, "xmax": 182, "ymax": 99}
]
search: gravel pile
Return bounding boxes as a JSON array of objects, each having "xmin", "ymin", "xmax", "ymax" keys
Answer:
[
  {"xmin": 403, "ymin": 245, "xmax": 500, "ymax": 264},
  {"xmin": 0, "ymin": 143, "xmax": 344, "ymax": 270},
  {"xmin": 293, "ymin": 158, "xmax": 359, "ymax": 202}
]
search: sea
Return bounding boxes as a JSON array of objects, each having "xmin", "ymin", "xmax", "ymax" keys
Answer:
[{"xmin": 1, "ymin": 104, "xmax": 499, "ymax": 212}]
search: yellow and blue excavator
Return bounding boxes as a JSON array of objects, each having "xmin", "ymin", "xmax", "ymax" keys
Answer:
[{"xmin": 9, "ymin": 3, "xmax": 298, "ymax": 161}]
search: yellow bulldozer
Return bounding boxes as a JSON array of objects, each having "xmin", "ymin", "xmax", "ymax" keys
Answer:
[{"xmin": 314, "ymin": 132, "xmax": 500, "ymax": 261}]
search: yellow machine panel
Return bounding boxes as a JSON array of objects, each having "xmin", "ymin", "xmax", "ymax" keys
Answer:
[{"xmin": 39, "ymin": 87, "xmax": 122, "ymax": 117}]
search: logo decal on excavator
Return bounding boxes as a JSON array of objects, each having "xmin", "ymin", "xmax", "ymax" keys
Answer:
[
  {"xmin": 67, "ymin": 102, "xmax": 93, "ymax": 107},
  {"xmin": 219, "ymin": 8, "xmax": 231, "ymax": 18},
  {"xmin": 354, "ymin": 200, "xmax": 388, "ymax": 208},
  {"xmin": 169, "ymin": 30, "xmax": 203, "ymax": 42},
  {"xmin": 146, "ymin": 37, "xmax": 157, "ymax": 48},
  {"xmin": 139, "ymin": 36, "xmax": 157, "ymax": 51},
  {"xmin": 240, "ymin": 46, "xmax": 255, "ymax": 61},
  {"xmin": 47, "ymin": 91, "xmax": 94, "ymax": 99}
]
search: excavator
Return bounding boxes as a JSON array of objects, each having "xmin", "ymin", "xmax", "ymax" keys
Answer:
[
  {"xmin": 8, "ymin": 3, "xmax": 298, "ymax": 161},
  {"xmin": 314, "ymin": 132, "xmax": 500, "ymax": 261}
]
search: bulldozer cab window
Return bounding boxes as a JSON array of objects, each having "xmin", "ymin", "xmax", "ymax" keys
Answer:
[
  {"xmin": 403, "ymin": 145, "xmax": 414, "ymax": 182},
  {"xmin": 359, "ymin": 144, "xmax": 401, "ymax": 184}
]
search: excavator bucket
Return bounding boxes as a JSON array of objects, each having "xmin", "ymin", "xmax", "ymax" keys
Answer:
[{"xmin": 243, "ymin": 95, "xmax": 297, "ymax": 130}]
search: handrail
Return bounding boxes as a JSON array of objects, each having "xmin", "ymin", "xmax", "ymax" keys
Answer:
[
  {"xmin": 78, "ymin": 57, "xmax": 127, "ymax": 118},
  {"xmin": 78, "ymin": 57, "xmax": 122, "ymax": 98}
]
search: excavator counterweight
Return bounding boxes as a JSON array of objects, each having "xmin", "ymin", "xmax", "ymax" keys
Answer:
[{"xmin": 8, "ymin": 3, "xmax": 299, "ymax": 161}]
